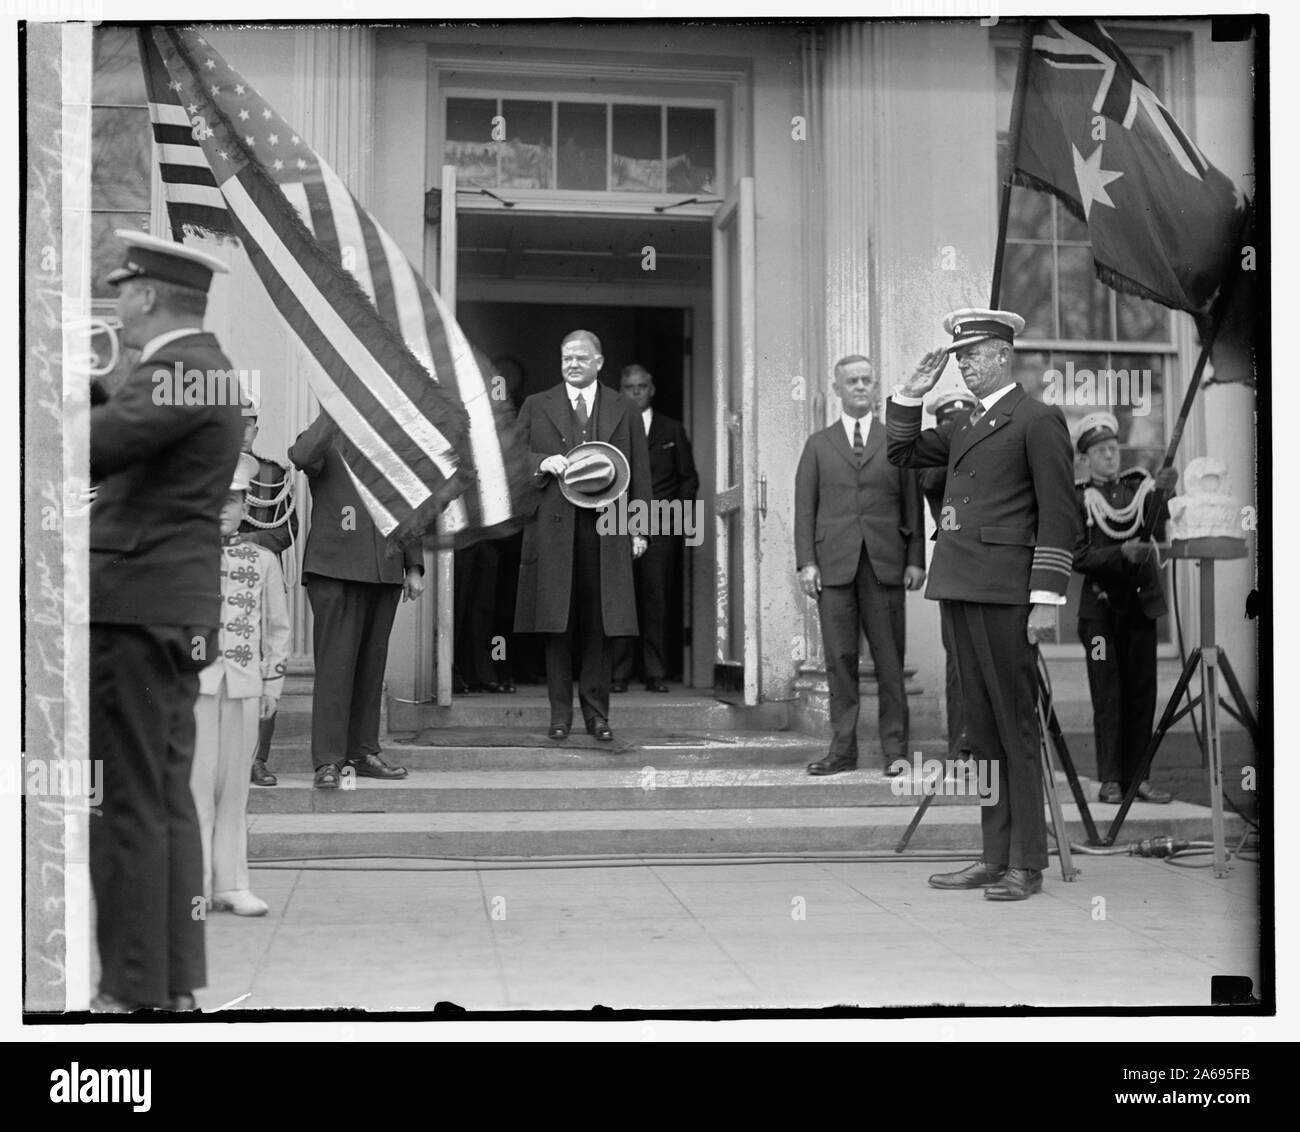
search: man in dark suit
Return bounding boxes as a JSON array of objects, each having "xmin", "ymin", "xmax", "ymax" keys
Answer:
[
  {"xmin": 289, "ymin": 414, "xmax": 424, "ymax": 788},
  {"xmin": 89, "ymin": 232, "xmax": 245, "ymax": 1011},
  {"xmin": 888, "ymin": 309, "xmax": 1078, "ymax": 901},
  {"xmin": 514, "ymin": 331, "xmax": 651, "ymax": 742},
  {"xmin": 613, "ymin": 364, "xmax": 699, "ymax": 693},
  {"xmin": 918, "ymin": 388, "xmax": 978, "ymax": 764},
  {"xmin": 795, "ymin": 355, "xmax": 927, "ymax": 776},
  {"xmin": 1072, "ymin": 411, "xmax": 1176, "ymax": 805}
]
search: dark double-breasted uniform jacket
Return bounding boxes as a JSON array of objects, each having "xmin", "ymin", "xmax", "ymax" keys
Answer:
[
  {"xmin": 90, "ymin": 331, "xmax": 246, "ymax": 627},
  {"xmin": 794, "ymin": 416, "xmax": 925, "ymax": 586},
  {"xmin": 887, "ymin": 385, "xmax": 1078, "ymax": 604},
  {"xmin": 513, "ymin": 382, "xmax": 651, "ymax": 637},
  {"xmin": 1073, "ymin": 469, "xmax": 1169, "ymax": 621}
]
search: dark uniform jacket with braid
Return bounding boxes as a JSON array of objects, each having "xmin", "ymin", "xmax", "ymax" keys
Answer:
[
  {"xmin": 1073, "ymin": 469, "xmax": 1169, "ymax": 621},
  {"xmin": 238, "ymin": 453, "xmax": 298, "ymax": 558},
  {"xmin": 886, "ymin": 384, "xmax": 1078, "ymax": 604}
]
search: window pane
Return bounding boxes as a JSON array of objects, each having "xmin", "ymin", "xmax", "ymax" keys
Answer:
[
  {"xmin": 556, "ymin": 103, "xmax": 607, "ymax": 190},
  {"xmin": 612, "ymin": 104, "xmax": 662, "ymax": 192},
  {"xmin": 1055, "ymin": 199, "xmax": 1089, "ymax": 242},
  {"xmin": 93, "ymin": 26, "xmax": 146, "ymax": 105},
  {"xmin": 445, "ymin": 97, "xmax": 498, "ymax": 188},
  {"xmin": 1002, "ymin": 242, "xmax": 1054, "ymax": 338},
  {"xmin": 1007, "ymin": 184, "xmax": 1051, "ymax": 240},
  {"xmin": 1111, "ymin": 352, "xmax": 1166, "ymax": 459},
  {"xmin": 1116, "ymin": 292, "xmax": 1170, "ymax": 342},
  {"xmin": 499, "ymin": 99, "xmax": 552, "ymax": 189},
  {"xmin": 91, "ymin": 212, "xmax": 149, "ymax": 299},
  {"xmin": 92, "ymin": 107, "xmax": 151, "ymax": 210},
  {"xmin": 1057, "ymin": 244, "xmax": 1109, "ymax": 339},
  {"xmin": 666, "ymin": 106, "xmax": 716, "ymax": 193},
  {"xmin": 1013, "ymin": 349, "xmax": 1051, "ymax": 399}
]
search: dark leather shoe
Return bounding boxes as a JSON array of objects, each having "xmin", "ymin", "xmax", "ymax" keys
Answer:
[
  {"xmin": 985, "ymin": 867, "xmax": 1043, "ymax": 901},
  {"xmin": 1098, "ymin": 781, "xmax": 1122, "ymax": 804},
  {"xmin": 250, "ymin": 760, "xmax": 277, "ymax": 787},
  {"xmin": 548, "ymin": 724, "xmax": 570, "ymax": 741},
  {"xmin": 499, "ymin": 682, "xmax": 517, "ymax": 694},
  {"xmin": 645, "ymin": 680, "xmax": 669, "ymax": 693},
  {"xmin": 611, "ymin": 680, "xmax": 629, "ymax": 693},
  {"xmin": 348, "ymin": 754, "xmax": 408, "ymax": 780},
  {"xmin": 882, "ymin": 756, "xmax": 906, "ymax": 777},
  {"xmin": 1136, "ymin": 781, "xmax": 1173, "ymax": 804},
  {"xmin": 587, "ymin": 719, "xmax": 614, "ymax": 742},
  {"xmin": 165, "ymin": 993, "xmax": 199, "ymax": 1012},
  {"xmin": 807, "ymin": 754, "xmax": 857, "ymax": 776},
  {"xmin": 313, "ymin": 763, "xmax": 340, "ymax": 790},
  {"xmin": 928, "ymin": 861, "xmax": 1007, "ymax": 890}
]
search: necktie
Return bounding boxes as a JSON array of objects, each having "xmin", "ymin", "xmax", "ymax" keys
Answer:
[
  {"xmin": 968, "ymin": 400, "xmax": 986, "ymax": 427},
  {"xmin": 574, "ymin": 393, "xmax": 589, "ymax": 429},
  {"xmin": 852, "ymin": 420, "xmax": 865, "ymax": 462}
]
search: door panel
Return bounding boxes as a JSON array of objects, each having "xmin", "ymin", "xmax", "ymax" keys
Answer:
[{"xmin": 711, "ymin": 177, "xmax": 759, "ymax": 705}]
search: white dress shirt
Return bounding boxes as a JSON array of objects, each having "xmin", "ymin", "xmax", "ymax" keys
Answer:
[
  {"xmin": 642, "ymin": 407, "xmax": 654, "ymax": 437},
  {"xmin": 570, "ymin": 383, "xmax": 596, "ymax": 419},
  {"xmin": 841, "ymin": 411, "xmax": 873, "ymax": 448}
]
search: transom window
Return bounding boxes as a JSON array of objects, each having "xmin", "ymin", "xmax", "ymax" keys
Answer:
[{"xmin": 443, "ymin": 93, "xmax": 718, "ymax": 197}]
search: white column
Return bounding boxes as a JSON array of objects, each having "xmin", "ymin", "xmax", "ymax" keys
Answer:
[{"xmin": 284, "ymin": 29, "xmax": 377, "ymax": 667}]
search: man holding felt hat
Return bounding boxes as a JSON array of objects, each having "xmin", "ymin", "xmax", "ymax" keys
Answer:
[
  {"xmin": 888, "ymin": 308, "xmax": 1078, "ymax": 902},
  {"xmin": 514, "ymin": 330, "xmax": 651, "ymax": 743},
  {"xmin": 89, "ymin": 231, "xmax": 246, "ymax": 1010}
]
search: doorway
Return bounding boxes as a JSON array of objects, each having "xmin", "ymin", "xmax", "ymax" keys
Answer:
[{"xmin": 456, "ymin": 298, "xmax": 701, "ymax": 687}]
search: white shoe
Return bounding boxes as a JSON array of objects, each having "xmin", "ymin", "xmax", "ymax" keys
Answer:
[{"xmin": 212, "ymin": 889, "xmax": 268, "ymax": 917}]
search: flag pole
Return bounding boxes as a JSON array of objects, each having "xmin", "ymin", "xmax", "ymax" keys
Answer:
[
  {"xmin": 989, "ymin": 21, "xmax": 1035, "ymax": 307},
  {"xmin": 1140, "ymin": 198, "xmax": 1255, "ymax": 540}
]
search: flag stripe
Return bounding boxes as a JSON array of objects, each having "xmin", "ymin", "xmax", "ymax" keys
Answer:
[
  {"xmin": 152, "ymin": 120, "xmax": 201, "ymax": 146},
  {"xmin": 222, "ymin": 168, "xmax": 459, "ymax": 499},
  {"xmin": 356, "ymin": 202, "xmax": 400, "ymax": 332},
  {"xmin": 159, "ymin": 162, "xmax": 220, "ymax": 188},
  {"xmin": 317, "ymin": 161, "xmax": 376, "ymax": 303},
  {"xmin": 303, "ymin": 179, "xmax": 341, "ymax": 268},
  {"xmin": 157, "ymin": 141, "xmax": 213, "ymax": 168}
]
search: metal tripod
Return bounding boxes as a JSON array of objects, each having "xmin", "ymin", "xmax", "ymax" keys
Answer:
[{"xmin": 894, "ymin": 645, "xmax": 1093, "ymax": 881}]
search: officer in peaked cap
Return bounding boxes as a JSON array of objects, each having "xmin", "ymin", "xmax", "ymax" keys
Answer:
[
  {"xmin": 887, "ymin": 306, "xmax": 1078, "ymax": 901},
  {"xmin": 918, "ymin": 388, "xmax": 980, "ymax": 766},
  {"xmin": 89, "ymin": 231, "xmax": 245, "ymax": 1010},
  {"xmin": 1072, "ymin": 411, "xmax": 1178, "ymax": 805}
]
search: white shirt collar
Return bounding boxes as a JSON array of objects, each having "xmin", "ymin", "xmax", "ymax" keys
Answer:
[
  {"xmin": 841, "ymin": 410, "xmax": 872, "ymax": 446},
  {"xmin": 139, "ymin": 326, "xmax": 203, "ymax": 364},
  {"xmin": 977, "ymin": 382, "xmax": 1017, "ymax": 412},
  {"xmin": 570, "ymin": 383, "xmax": 596, "ymax": 412}
]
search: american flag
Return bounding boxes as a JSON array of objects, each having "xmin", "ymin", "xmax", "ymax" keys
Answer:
[{"xmin": 138, "ymin": 26, "xmax": 536, "ymax": 547}]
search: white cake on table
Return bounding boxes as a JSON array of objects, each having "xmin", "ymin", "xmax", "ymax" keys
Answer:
[{"xmin": 1167, "ymin": 457, "xmax": 1242, "ymax": 541}]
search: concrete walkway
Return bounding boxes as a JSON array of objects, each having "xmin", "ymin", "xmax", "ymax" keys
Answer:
[{"xmin": 193, "ymin": 853, "xmax": 1262, "ymax": 1012}]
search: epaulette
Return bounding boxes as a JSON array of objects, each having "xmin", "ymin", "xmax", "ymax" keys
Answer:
[
  {"xmin": 1120, "ymin": 466, "xmax": 1152, "ymax": 481},
  {"xmin": 1075, "ymin": 477, "xmax": 1091, "ymax": 490}
]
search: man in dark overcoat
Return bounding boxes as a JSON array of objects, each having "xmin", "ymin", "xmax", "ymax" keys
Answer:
[{"xmin": 514, "ymin": 330, "xmax": 651, "ymax": 742}]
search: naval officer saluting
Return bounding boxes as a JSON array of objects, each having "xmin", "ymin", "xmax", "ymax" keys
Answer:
[
  {"xmin": 887, "ymin": 309, "xmax": 1078, "ymax": 901},
  {"xmin": 90, "ymin": 232, "xmax": 246, "ymax": 1010}
]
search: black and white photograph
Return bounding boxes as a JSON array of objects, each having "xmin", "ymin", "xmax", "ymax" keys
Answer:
[{"xmin": 9, "ymin": 0, "xmax": 1290, "ymax": 1065}]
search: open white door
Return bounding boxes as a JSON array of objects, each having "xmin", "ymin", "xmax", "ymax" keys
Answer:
[
  {"xmin": 433, "ymin": 163, "xmax": 459, "ymax": 705},
  {"xmin": 711, "ymin": 177, "xmax": 760, "ymax": 705}
]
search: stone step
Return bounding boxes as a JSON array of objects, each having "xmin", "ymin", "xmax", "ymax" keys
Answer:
[
  {"xmin": 247, "ymin": 801, "xmax": 1241, "ymax": 859},
  {"xmin": 258, "ymin": 734, "xmax": 951, "ymax": 770},
  {"xmin": 248, "ymin": 765, "xmax": 1087, "ymax": 813}
]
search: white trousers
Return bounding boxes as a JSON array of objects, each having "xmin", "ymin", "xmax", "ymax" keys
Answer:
[{"xmin": 190, "ymin": 683, "xmax": 259, "ymax": 897}]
